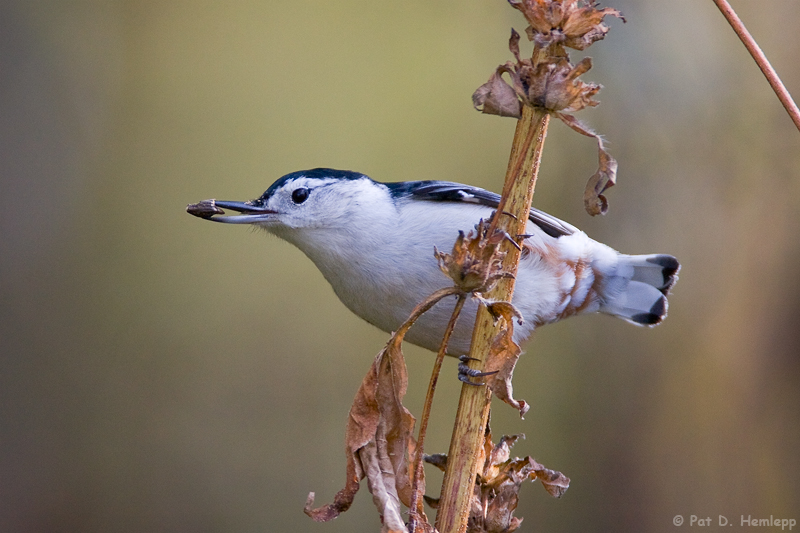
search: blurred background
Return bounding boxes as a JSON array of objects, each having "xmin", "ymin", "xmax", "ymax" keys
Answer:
[{"xmin": 2, "ymin": 1, "xmax": 798, "ymax": 532}]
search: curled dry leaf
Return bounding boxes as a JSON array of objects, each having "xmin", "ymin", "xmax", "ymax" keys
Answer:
[
  {"xmin": 475, "ymin": 430, "xmax": 569, "ymax": 532},
  {"xmin": 529, "ymin": 458, "xmax": 571, "ymax": 498},
  {"xmin": 474, "ymin": 298, "xmax": 529, "ymax": 418},
  {"xmin": 431, "ymin": 428, "xmax": 569, "ymax": 533},
  {"xmin": 422, "ymin": 494, "xmax": 440, "ymax": 510},
  {"xmin": 304, "ymin": 332, "xmax": 417, "ymax": 530},
  {"xmin": 558, "ymin": 112, "xmax": 618, "ymax": 215},
  {"xmin": 359, "ymin": 435, "xmax": 409, "ymax": 533},
  {"xmin": 305, "ymin": 289, "xmax": 461, "ymax": 530},
  {"xmin": 473, "ymin": 30, "xmax": 524, "ymax": 118},
  {"xmin": 472, "ymin": 69, "xmax": 522, "ymax": 119},
  {"xmin": 476, "ymin": 298, "xmax": 524, "ymax": 327},
  {"xmin": 483, "ymin": 320, "xmax": 529, "ymax": 418}
]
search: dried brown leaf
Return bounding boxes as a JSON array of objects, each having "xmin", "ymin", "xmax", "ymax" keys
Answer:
[
  {"xmin": 359, "ymin": 437, "xmax": 407, "ymax": 533},
  {"xmin": 473, "ymin": 69, "xmax": 523, "ymax": 118},
  {"xmin": 558, "ymin": 112, "xmax": 618, "ymax": 215},
  {"xmin": 528, "ymin": 458, "xmax": 571, "ymax": 499},
  {"xmin": 305, "ymin": 335, "xmax": 416, "ymax": 526},
  {"xmin": 488, "ymin": 435, "xmax": 521, "ymax": 472},
  {"xmin": 478, "ymin": 301, "xmax": 529, "ymax": 418},
  {"xmin": 480, "ymin": 434, "xmax": 522, "ymax": 489},
  {"xmin": 304, "ymin": 489, "xmax": 354, "ymax": 523},
  {"xmin": 485, "ymin": 329, "xmax": 527, "ymax": 417},
  {"xmin": 461, "ymin": 430, "xmax": 569, "ymax": 532},
  {"xmin": 306, "ymin": 288, "xmax": 464, "ymax": 530},
  {"xmin": 477, "ymin": 298, "xmax": 524, "ymax": 327},
  {"xmin": 473, "ymin": 30, "xmax": 529, "ymax": 119},
  {"xmin": 508, "ymin": 27, "xmax": 522, "ymax": 62},
  {"xmin": 482, "ymin": 482, "xmax": 523, "ymax": 533}
]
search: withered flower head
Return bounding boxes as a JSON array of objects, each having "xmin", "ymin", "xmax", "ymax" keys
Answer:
[
  {"xmin": 472, "ymin": 433, "xmax": 570, "ymax": 532},
  {"xmin": 473, "ymin": 0, "xmax": 623, "ymax": 117},
  {"xmin": 508, "ymin": 0, "xmax": 624, "ymax": 51},
  {"xmin": 474, "ymin": 28, "xmax": 601, "ymax": 117},
  {"xmin": 473, "ymin": 2, "xmax": 621, "ymax": 216},
  {"xmin": 425, "ymin": 431, "xmax": 570, "ymax": 533},
  {"xmin": 527, "ymin": 56, "xmax": 600, "ymax": 113},
  {"xmin": 435, "ymin": 219, "xmax": 512, "ymax": 294}
]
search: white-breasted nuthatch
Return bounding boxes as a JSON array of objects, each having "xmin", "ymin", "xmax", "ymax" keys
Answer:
[{"xmin": 188, "ymin": 168, "xmax": 679, "ymax": 355}]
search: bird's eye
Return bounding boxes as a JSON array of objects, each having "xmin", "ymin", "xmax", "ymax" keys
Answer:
[{"xmin": 291, "ymin": 187, "xmax": 310, "ymax": 204}]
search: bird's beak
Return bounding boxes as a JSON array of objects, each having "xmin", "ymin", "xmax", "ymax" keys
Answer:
[{"xmin": 186, "ymin": 199, "xmax": 277, "ymax": 224}]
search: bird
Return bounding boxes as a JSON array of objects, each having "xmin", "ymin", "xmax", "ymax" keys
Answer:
[{"xmin": 187, "ymin": 168, "xmax": 679, "ymax": 356}]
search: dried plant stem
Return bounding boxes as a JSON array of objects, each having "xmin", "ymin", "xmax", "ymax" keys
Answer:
[
  {"xmin": 435, "ymin": 105, "xmax": 550, "ymax": 533},
  {"xmin": 408, "ymin": 294, "xmax": 467, "ymax": 532},
  {"xmin": 395, "ymin": 287, "xmax": 462, "ymax": 339},
  {"xmin": 712, "ymin": 0, "xmax": 800, "ymax": 132}
]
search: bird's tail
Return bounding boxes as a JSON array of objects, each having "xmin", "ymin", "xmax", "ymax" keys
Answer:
[{"xmin": 598, "ymin": 253, "xmax": 680, "ymax": 326}]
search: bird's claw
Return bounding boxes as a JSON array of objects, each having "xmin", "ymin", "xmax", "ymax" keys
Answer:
[
  {"xmin": 502, "ymin": 231, "xmax": 522, "ymax": 251},
  {"xmin": 457, "ymin": 355, "xmax": 499, "ymax": 386}
]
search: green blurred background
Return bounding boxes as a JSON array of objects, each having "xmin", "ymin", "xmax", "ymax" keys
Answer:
[{"xmin": 2, "ymin": 1, "xmax": 799, "ymax": 532}]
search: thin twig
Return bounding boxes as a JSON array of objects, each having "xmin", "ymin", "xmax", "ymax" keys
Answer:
[
  {"xmin": 712, "ymin": 0, "xmax": 800, "ymax": 132},
  {"xmin": 408, "ymin": 294, "xmax": 467, "ymax": 533},
  {"xmin": 394, "ymin": 287, "xmax": 462, "ymax": 339}
]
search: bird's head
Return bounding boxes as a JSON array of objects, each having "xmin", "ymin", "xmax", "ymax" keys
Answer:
[{"xmin": 187, "ymin": 168, "xmax": 389, "ymax": 238}]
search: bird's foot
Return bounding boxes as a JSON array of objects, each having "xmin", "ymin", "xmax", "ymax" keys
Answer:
[{"xmin": 457, "ymin": 355, "xmax": 498, "ymax": 386}]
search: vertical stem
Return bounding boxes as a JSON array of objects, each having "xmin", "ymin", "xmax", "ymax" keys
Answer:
[
  {"xmin": 408, "ymin": 294, "xmax": 466, "ymax": 532},
  {"xmin": 435, "ymin": 105, "xmax": 550, "ymax": 533}
]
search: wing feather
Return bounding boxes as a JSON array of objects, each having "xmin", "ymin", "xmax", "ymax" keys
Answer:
[{"xmin": 385, "ymin": 181, "xmax": 575, "ymax": 238}]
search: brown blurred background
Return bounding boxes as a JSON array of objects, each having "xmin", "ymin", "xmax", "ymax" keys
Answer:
[{"xmin": 1, "ymin": 2, "xmax": 798, "ymax": 532}]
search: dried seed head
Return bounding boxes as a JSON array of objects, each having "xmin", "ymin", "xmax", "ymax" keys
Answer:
[
  {"xmin": 474, "ymin": 30, "xmax": 602, "ymax": 117},
  {"xmin": 509, "ymin": 0, "xmax": 625, "ymax": 51},
  {"xmin": 435, "ymin": 220, "xmax": 512, "ymax": 294},
  {"xmin": 473, "ymin": 1, "xmax": 622, "ymax": 216},
  {"xmin": 526, "ymin": 56, "xmax": 600, "ymax": 113}
]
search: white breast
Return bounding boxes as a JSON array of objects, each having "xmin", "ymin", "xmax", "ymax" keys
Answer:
[{"xmin": 278, "ymin": 195, "xmax": 598, "ymax": 354}]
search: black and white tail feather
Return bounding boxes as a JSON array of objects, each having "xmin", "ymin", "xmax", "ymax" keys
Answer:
[{"xmin": 599, "ymin": 253, "xmax": 680, "ymax": 326}]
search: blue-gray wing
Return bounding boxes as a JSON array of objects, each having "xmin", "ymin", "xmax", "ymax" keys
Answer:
[{"xmin": 385, "ymin": 181, "xmax": 575, "ymax": 238}]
